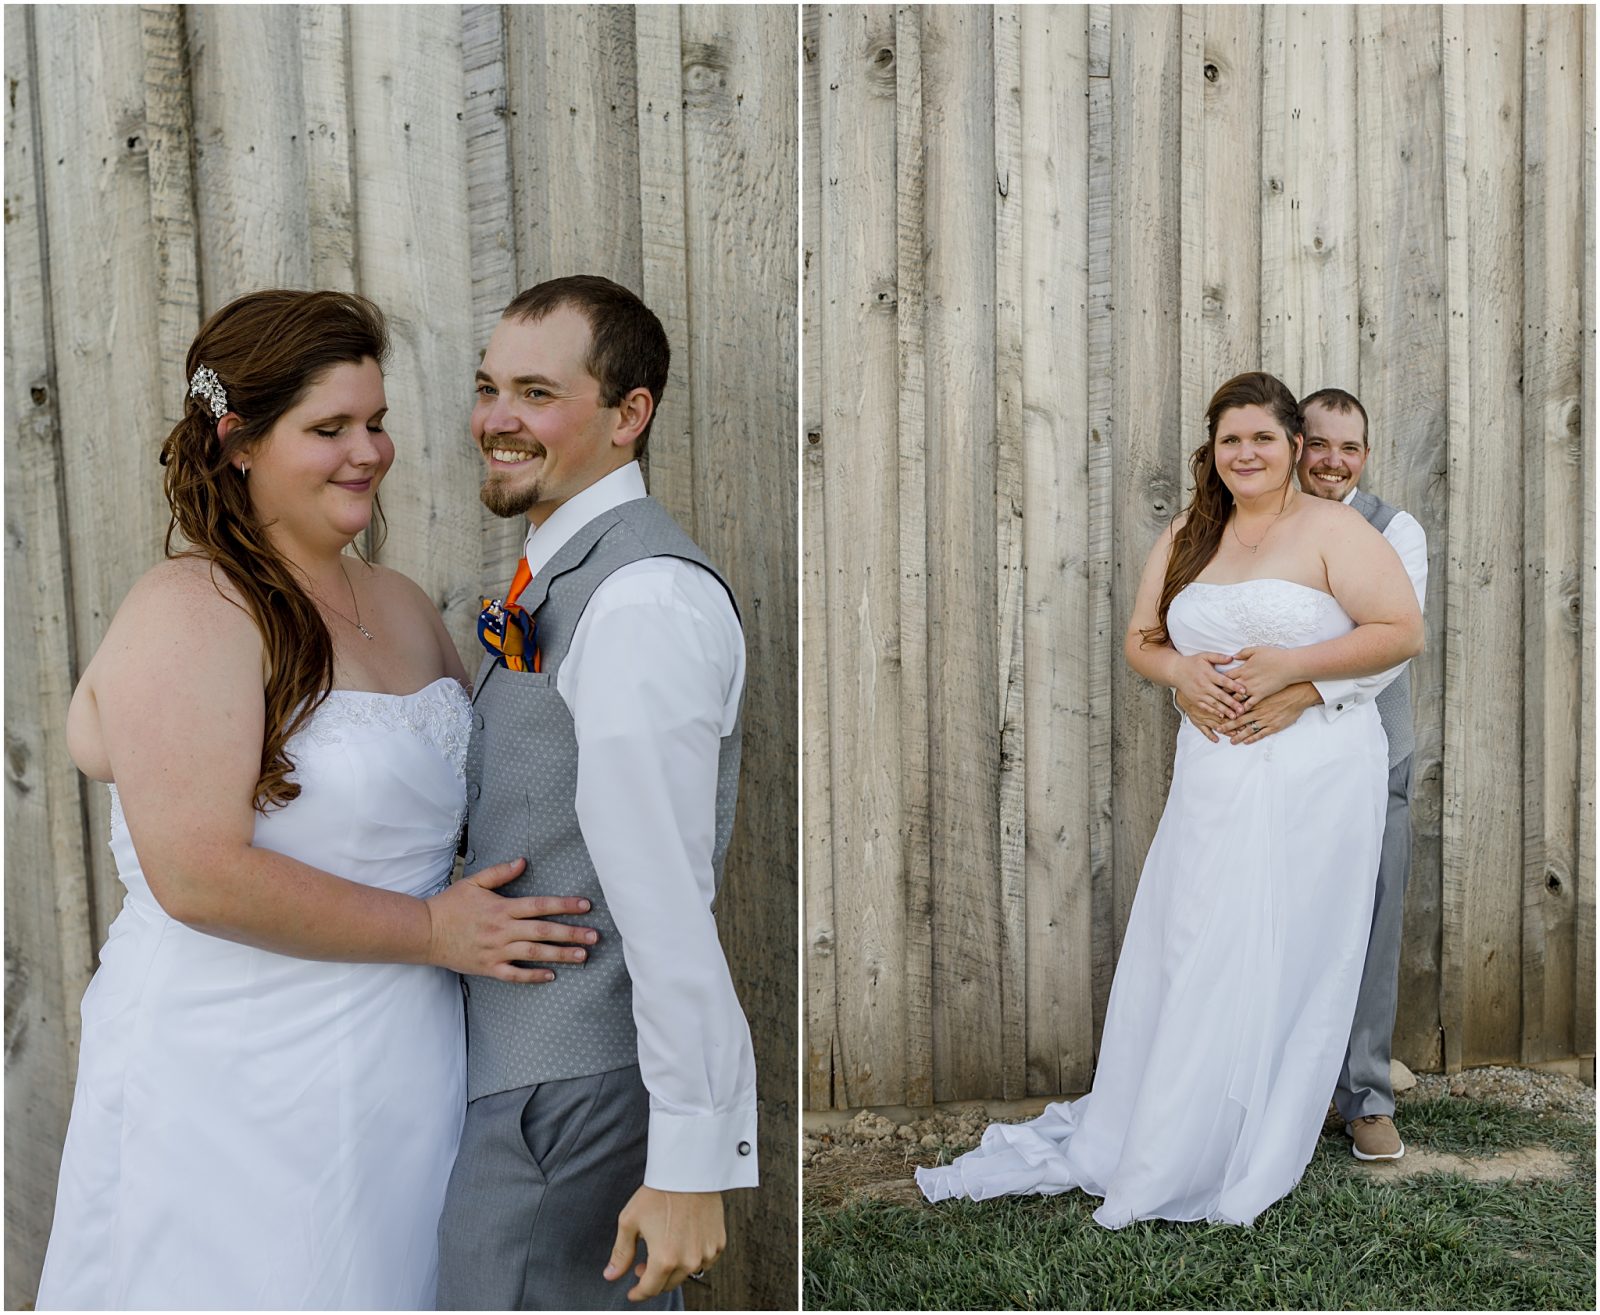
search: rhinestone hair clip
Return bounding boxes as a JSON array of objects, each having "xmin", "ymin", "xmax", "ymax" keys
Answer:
[{"xmin": 189, "ymin": 364, "xmax": 229, "ymax": 419}]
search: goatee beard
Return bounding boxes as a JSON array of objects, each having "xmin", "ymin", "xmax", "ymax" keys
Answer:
[{"xmin": 480, "ymin": 474, "xmax": 540, "ymax": 519}]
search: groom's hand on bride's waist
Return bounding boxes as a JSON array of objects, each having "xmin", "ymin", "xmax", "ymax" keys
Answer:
[{"xmin": 604, "ymin": 1185, "xmax": 725, "ymax": 1302}]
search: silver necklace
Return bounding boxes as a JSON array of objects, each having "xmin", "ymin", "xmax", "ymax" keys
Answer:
[
  {"xmin": 1230, "ymin": 490, "xmax": 1294, "ymax": 554},
  {"xmin": 318, "ymin": 560, "xmax": 374, "ymax": 641}
]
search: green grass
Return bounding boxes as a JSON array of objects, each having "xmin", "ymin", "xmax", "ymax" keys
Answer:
[{"xmin": 803, "ymin": 1098, "xmax": 1595, "ymax": 1311}]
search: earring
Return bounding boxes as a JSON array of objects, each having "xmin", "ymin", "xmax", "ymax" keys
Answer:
[{"xmin": 237, "ymin": 464, "xmax": 249, "ymax": 477}]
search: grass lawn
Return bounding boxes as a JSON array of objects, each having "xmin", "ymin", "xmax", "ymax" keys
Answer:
[{"xmin": 803, "ymin": 1095, "xmax": 1595, "ymax": 1310}]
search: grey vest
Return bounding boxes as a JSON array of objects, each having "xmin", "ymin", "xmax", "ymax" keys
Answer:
[
  {"xmin": 460, "ymin": 496, "xmax": 743, "ymax": 1100},
  {"xmin": 1349, "ymin": 488, "xmax": 1415, "ymax": 769}
]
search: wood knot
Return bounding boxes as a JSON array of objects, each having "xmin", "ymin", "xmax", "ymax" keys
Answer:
[{"xmin": 1203, "ymin": 62, "xmax": 1219, "ymax": 82}]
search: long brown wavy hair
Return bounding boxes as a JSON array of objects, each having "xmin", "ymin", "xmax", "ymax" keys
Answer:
[
  {"xmin": 160, "ymin": 290, "xmax": 389, "ymax": 811},
  {"xmin": 1140, "ymin": 371, "xmax": 1303, "ymax": 648}
]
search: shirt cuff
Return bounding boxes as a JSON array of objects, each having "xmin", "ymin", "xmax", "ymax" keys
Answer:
[
  {"xmin": 644, "ymin": 1108, "xmax": 760, "ymax": 1192},
  {"xmin": 1312, "ymin": 678, "xmax": 1362, "ymax": 721}
]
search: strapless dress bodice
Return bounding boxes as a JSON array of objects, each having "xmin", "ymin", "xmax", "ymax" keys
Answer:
[
  {"xmin": 107, "ymin": 676, "xmax": 471, "ymax": 918},
  {"xmin": 1169, "ymin": 578, "xmax": 1354, "ymax": 658}
]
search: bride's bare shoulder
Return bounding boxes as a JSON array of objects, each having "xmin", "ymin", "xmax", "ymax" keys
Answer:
[
  {"xmin": 121, "ymin": 555, "xmax": 253, "ymax": 621},
  {"xmin": 89, "ymin": 557, "xmax": 261, "ymax": 683},
  {"xmin": 1297, "ymin": 494, "xmax": 1362, "ymax": 525},
  {"xmin": 1297, "ymin": 494, "xmax": 1375, "ymax": 547}
]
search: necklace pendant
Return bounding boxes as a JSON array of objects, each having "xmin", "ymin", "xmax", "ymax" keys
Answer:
[{"xmin": 357, "ymin": 623, "xmax": 375, "ymax": 641}]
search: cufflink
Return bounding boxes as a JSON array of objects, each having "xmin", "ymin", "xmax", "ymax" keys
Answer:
[{"xmin": 737, "ymin": 1141, "xmax": 751, "ymax": 1156}]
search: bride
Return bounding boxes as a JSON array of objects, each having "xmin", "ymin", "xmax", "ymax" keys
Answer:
[
  {"xmin": 36, "ymin": 290, "xmax": 596, "ymax": 1309},
  {"xmin": 918, "ymin": 371, "xmax": 1423, "ymax": 1227}
]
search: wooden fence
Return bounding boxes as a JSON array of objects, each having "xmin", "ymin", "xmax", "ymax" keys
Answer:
[
  {"xmin": 4, "ymin": 6, "xmax": 797, "ymax": 1308},
  {"xmin": 804, "ymin": 3, "xmax": 1595, "ymax": 1111}
]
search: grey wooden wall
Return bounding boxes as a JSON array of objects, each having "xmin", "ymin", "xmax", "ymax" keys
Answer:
[
  {"xmin": 4, "ymin": 6, "xmax": 797, "ymax": 1309},
  {"xmin": 804, "ymin": 3, "xmax": 1595, "ymax": 1110}
]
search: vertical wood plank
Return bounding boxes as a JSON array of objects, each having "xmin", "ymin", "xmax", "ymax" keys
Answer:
[
  {"xmin": 992, "ymin": 4, "xmax": 1028, "ymax": 1102},
  {"xmin": 506, "ymin": 6, "xmax": 644, "ymax": 289},
  {"xmin": 188, "ymin": 5, "xmax": 312, "ymax": 301},
  {"xmin": 800, "ymin": 3, "xmax": 837, "ymax": 1113},
  {"xmin": 348, "ymin": 6, "xmax": 481, "ymax": 658},
  {"xmin": 3, "ymin": 11, "xmax": 95, "ymax": 1306},
  {"xmin": 1519, "ymin": 3, "xmax": 1583, "ymax": 1064},
  {"xmin": 1259, "ymin": 4, "xmax": 1287, "ymax": 382},
  {"xmin": 461, "ymin": 3, "xmax": 524, "ymax": 587},
  {"xmin": 1108, "ymin": 3, "xmax": 1183, "ymax": 962},
  {"xmin": 298, "ymin": 5, "xmax": 357, "ymax": 293},
  {"xmin": 36, "ymin": 4, "xmax": 171, "ymax": 949},
  {"xmin": 818, "ymin": 4, "xmax": 905, "ymax": 1108},
  {"xmin": 923, "ymin": 4, "xmax": 1000, "ymax": 1104},
  {"xmin": 1181, "ymin": 2, "xmax": 1262, "ymax": 430},
  {"xmin": 635, "ymin": 5, "xmax": 696, "ymax": 529},
  {"xmin": 675, "ymin": 7, "xmax": 797, "ymax": 1307},
  {"xmin": 895, "ymin": 3, "xmax": 935, "ymax": 1109},
  {"xmin": 1020, "ymin": 3, "xmax": 1094, "ymax": 1096},
  {"xmin": 141, "ymin": 4, "xmax": 201, "ymax": 406},
  {"xmin": 1266, "ymin": 5, "xmax": 1360, "ymax": 392},
  {"xmin": 1085, "ymin": 2, "xmax": 1117, "ymax": 1046},
  {"xmin": 1442, "ymin": 2, "xmax": 1525, "ymax": 1069},
  {"xmin": 1579, "ymin": 1, "xmax": 1596, "ymax": 1062},
  {"xmin": 1355, "ymin": 3, "xmax": 1448, "ymax": 1074}
]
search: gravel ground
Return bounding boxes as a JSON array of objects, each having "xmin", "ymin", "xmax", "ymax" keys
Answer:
[{"xmin": 803, "ymin": 1064, "xmax": 1595, "ymax": 1194}]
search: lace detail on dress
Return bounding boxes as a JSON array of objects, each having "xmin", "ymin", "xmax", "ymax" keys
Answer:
[
  {"xmin": 291, "ymin": 679, "xmax": 473, "ymax": 780},
  {"xmin": 1184, "ymin": 579, "xmax": 1340, "ymax": 649}
]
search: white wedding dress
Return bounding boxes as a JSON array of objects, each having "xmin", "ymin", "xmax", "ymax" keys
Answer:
[
  {"xmin": 918, "ymin": 579, "xmax": 1387, "ymax": 1227},
  {"xmin": 37, "ymin": 678, "xmax": 472, "ymax": 1310}
]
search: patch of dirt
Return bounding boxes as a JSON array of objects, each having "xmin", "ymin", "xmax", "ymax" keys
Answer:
[
  {"xmin": 1358, "ymin": 1144, "xmax": 1574, "ymax": 1183},
  {"xmin": 804, "ymin": 1066, "xmax": 1593, "ymax": 1207}
]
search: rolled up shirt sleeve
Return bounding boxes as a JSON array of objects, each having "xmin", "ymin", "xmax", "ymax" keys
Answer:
[
  {"xmin": 562, "ymin": 560, "xmax": 758, "ymax": 1192},
  {"xmin": 1316, "ymin": 508, "xmax": 1429, "ymax": 720}
]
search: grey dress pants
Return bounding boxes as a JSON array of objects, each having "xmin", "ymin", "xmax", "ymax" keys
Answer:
[
  {"xmin": 437, "ymin": 1065, "xmax": 684, "ymax": 1311},
  {"xmin": 1335, "ymin": 754, "xmax": 1413, "ymax": 1122}
]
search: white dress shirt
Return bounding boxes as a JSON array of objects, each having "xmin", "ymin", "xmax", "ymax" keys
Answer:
[
  {"xmin": 1313, "ymin": 487, "xmax": 1429, "ymax": 718},
  {"xmin": 519, "ymin": 462, "xmax": 758, "ymax": 1191}
]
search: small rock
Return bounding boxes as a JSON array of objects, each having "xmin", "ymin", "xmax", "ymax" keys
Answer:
[
  {"xmin": 919, "ymin": 1133, "xmax": 941, "ymax": 1149},
  {"xmin": 896, "ymin": 1124, "xmax": 917, "ymax": 1141},
  {"xmin": 1390, "ymin": 1058, "xmax": 1417, "ymax": 1092},
  {"xmin": 848, "ymin": 1110, "xmax": 895, "ymax": 1140},
  {"xmin": 803, "ymin": 1136, "xmax": 821, "ymax": 1156}
]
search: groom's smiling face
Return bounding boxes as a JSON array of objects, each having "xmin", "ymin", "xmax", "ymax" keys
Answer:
[
  {"xmin": 1297, "ymin": 401, "xmax": 1369, "ymax": 501},
  {"xmin": 472, "ymin": 306, "xmax": 635, "ymax": 526}
]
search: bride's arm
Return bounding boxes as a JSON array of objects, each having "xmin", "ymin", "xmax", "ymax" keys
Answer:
[
  {"xmin": 90, "ymin": 561, "xmax": 589, "ymax": 978},
  {"xmin": 1123, "ymin": 523, "xmax": 1247, "ymax": 717},
  {"xmin": 1231, "ymin": 510, "xmax": 1422, "ymax": 708}
]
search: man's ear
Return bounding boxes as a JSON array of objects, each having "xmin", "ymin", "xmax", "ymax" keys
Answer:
[{"xmin": 613, "ymin": 387, "xmax": 655, "ymax": 450}]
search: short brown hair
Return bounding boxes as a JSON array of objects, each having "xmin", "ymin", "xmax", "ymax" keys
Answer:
[
  {"xmin": 1299, "ymin": 386, "xmax": 1369, "ymax": 447},
  {"xmin": 503, "ymin": 275, "xmax": 670, "ymax": 458}
]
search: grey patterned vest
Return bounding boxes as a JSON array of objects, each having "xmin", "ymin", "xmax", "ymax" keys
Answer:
[
  {"xmin": 460, "ymin": 496, "xmax": 743, "ymax": 1100},
  {"xmin": 1349, "ymin": 487, "xmax": 1415, "ymax": 769}
]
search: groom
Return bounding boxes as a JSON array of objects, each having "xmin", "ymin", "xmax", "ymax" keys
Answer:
[
  {"xmin": 1181, "ymin": 387, "xmax": 1427, "ymax": 1162},
  {"xmin": 437, "ymin": 276, "xmax": 759, "ymax": 1309}
]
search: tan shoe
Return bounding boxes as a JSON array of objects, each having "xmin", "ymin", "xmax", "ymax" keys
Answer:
[{"xmin": 1345, "ymin": 1114, "xmax": 1404, "ymax": 1161}]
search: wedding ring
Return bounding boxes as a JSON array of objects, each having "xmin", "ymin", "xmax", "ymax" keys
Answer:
[
  {"xmin": 1250, "ymin": 720, "xmax": 1262, "ymax": 733},
  {"xmin": 689, "ymin": 1270, "xmax": 708, "ymax": 1284}
]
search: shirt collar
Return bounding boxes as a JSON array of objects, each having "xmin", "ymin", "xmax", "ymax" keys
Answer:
[
  {"xmin": 522, "ymin": 461, "xmax": 647, "ymax": 580},
  {"xmin": 1342, "ymin": 487, "xmax": 1358, "ymax": 506}
]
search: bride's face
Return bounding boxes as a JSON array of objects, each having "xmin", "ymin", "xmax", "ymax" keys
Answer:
[
  {"xmin": 243, "ymin": 358, "xmax": 394, "ymax": 552},
  {"xmin": 1212, "ymin": 403, "xmax": 1301, "ymax": 502}
]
